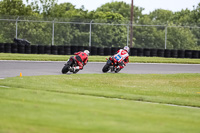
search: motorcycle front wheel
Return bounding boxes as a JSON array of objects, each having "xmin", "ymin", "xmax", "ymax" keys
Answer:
[{"xmin": 102, "ymin": 64, "xmax": 110, "ymax": 73}]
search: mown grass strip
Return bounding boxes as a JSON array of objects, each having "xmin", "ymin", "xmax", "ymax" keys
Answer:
[
  {"xmin": 0, "ymin": 73, "xmax": 200, "ymax": 133},
  {"xmin": 1, "ymin": 73, "xmax": 200, "ymax": 107}
]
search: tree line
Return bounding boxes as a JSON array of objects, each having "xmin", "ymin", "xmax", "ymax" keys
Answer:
[{"xmin": 0, "ymin": 0, "xmax": 199, "ymax": 50}]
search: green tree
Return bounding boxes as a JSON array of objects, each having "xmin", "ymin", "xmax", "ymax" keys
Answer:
[
  {"xmin": 134, "ymin": 15, "xmax": 165, "ymax": 48},
  {"xmin": 0, "ymin": 0, "xmax": 34, "ymax": 42},
  {"xmin": 0, "ymin": 0, "xmax": 33, "ymax": 15},
  {"xmin": 49, "ymin": 2, "xmax": 88, "ymax": 20},
  {"xmin": 96, "ymin": 1, "xmax": 144, "ymax": 22},
  {"xmin": 149, "ymin": 9, "xmax": 173, "ymax": 24},
  {"xmin": 26, "ymin": 0, "xmax": 57, "ymax": 16},
  {"xmin": 167, "ymin": 25, "xmax": 197, "ymax": 50}
]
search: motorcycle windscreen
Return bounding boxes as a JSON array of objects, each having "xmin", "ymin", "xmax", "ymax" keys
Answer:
[{"xmin": 106, "ymin": 59, "xmax": 112, "ymax": 65}]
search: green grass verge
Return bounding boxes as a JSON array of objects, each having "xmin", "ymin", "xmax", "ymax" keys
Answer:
[
  {"xmin": 0, "ymin": 53, "xmax": 200, "ymax": 64},
  {"xmin": 0, "ymin": 73, "xmax": 200, "ymax": 133}
]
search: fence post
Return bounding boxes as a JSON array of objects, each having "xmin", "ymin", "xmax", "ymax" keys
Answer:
[
  {"xmin": 127, "ymin": 23, "xmax": 129, "ymax": 46},
  {"xmin": 15, "ymin": 16, "xmax": 19, "ymax": 39},
  {"xmin": 165, "ymin": 24, "xmax": 168, "ymax": 49},
  {"xmin": 89, "ymin": 20, "xmax": 93, "ymax": 47},
  {"xmin": 52, "ymin": 19, "xmax": 55, "ymax": 46}
]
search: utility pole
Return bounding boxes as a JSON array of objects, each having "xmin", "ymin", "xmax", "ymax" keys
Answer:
[{"xmin": 130, "ymin": 0, "xmax": 134, "ymax": 47}]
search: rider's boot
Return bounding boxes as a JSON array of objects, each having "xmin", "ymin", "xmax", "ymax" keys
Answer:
[
  {"xmin": 115, "ymin": 66, "xmax": 122, "ymax": 73},
  {"xmin": 73, "ymin": 66, "xmax": 80, "ymax": 72}
]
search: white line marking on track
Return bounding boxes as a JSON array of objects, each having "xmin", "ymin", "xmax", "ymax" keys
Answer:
[
  {"xmin": 98, "ymin": 96, "xmax": 200, "ymax": 109},
  {"xmin": 0, "ymin": 85, "xmax": 10, "ymax": 88}
]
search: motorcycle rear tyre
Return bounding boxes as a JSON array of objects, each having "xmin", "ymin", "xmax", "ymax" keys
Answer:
[
  {"xmin": 73, "ymin": 69, "xmax": 79, "ymax": 74},
  {"xmin": 115, "ymin": 68, "xmax": 122, "ymax": 73},
  {"xmin": 62, "ymin": 65, "xmax": 70, "ymax": 74},
  {"xmin": 102, "ymin": 64, "xmax": 110, "ymax": 73}
]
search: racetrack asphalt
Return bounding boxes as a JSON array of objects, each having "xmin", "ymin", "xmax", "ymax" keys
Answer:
[{"xmin": 0, "ymin": 60, "xmax": 200, "ymax": 79}]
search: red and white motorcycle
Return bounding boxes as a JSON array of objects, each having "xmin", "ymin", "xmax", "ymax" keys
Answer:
[{"xmin": 102, "ymin": 56, "xmax": 126, "ymax": 73}]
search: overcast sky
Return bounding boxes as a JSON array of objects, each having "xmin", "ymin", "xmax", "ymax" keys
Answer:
[{"xmin": 56, "ymin": 0, "xmax": 199, "ymax": 14}]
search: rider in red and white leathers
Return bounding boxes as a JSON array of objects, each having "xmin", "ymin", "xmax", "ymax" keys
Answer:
[
  {"xmin": 73, "ymin": 50, "xmax": 90, "ymax": 71},
  {"xmin": 113, "ymin": 46, "xmax": 129, "ymax": 69}
]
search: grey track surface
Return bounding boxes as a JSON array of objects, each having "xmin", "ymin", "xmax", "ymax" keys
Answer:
[{"xmin": 0, "ymin": 60, "xmax": 200, "ymax": 78}]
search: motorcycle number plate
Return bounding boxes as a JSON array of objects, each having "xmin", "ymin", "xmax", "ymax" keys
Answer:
[{"xmin": 114, "ymin": 54, "xmax": 122, "ymax": 61}]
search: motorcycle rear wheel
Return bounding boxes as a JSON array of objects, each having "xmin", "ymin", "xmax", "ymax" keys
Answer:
[
  {"xmin": 115, "ymin": 68, "xmax": 122, "ymax": 73},
  {"xmin": 73, "ymin": 69, "xmax": 79, "ymax": 74}
]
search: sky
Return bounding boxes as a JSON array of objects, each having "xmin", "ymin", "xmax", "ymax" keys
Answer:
[{"xmin": 56, "ymin": 0, "xmax": 199, "ymax": 14}]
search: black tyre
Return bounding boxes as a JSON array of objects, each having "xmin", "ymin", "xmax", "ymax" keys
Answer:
[
  {"xmin": 73, "ymin": 69, "xmax": 79, "ymax": 74},
  {"xmin": 115, "ymin": 68, "xmax": 122, "ymax": 73},
  {"xmin": 102, "ymin": 64, "xmax": 110, "ymax": 73},
  {"xmin": 62, "ymin": 65, "xmax": 70, "ymax": 74}
]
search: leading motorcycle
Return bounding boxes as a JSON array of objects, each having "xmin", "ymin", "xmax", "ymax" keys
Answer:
[
  {"xmin": 102, "ymin": 56, "xmax": 125, "ymax": 73},
  {"xmin": 61, "ymin": 56, "xmax": 80, "ymax": 74}
]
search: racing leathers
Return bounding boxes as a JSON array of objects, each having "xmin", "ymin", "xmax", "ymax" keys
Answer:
[
  {"xmin": 74, "ymin": 51, "xmax": 88, "ymax": 70},
  {"xmin": 113, "ymin": 49, "xmax": 129, "ymax": 69}
]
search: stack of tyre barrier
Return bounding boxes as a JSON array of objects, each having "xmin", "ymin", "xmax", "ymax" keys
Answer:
[
  {"xmin": 0, "ymin": 43, "xmax": 200, "ymax": 59},
  {"xmin": 131, "ymin": 48, "xmax": 200, "ymax": 58}
]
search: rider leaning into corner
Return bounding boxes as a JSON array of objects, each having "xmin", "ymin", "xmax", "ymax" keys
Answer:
[
  {"xmin": 72, "ymin": 50, "xmax": 90, "ymax": 72},
  {"xmin": 114, "ymin": 46, "xmax": 130, "ymax": 71}
]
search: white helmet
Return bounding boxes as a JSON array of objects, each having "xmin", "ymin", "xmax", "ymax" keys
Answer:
[
  {"xmin": 84, "ymin": 50, "xmax": 90, "ymax": 56},
  {"xmin": 124, "ymin": 46, "xmax": 130, "ymax": 53}
]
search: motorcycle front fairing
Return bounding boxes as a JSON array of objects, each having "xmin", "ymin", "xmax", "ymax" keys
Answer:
[
  {"xmin": 106, "ymin": 59, "xmax": 112, "ymax": 65},
  {"xmin": 65, "ymin": 56, "xmax": 76, "ymax": 66}
]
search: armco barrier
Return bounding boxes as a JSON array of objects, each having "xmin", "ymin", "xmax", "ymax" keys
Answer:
[{"xmin": 14, "ymin": 38, "xmax": 30, "ymax": 46}]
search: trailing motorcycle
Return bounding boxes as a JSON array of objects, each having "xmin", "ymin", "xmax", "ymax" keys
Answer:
[
  {"xmin": 61, "ymin": 56, "xmax": 80, "ymax": 74},
  {"xmin": 102, "ymin": 56, "xmax": 125, "ymax": 73}
]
